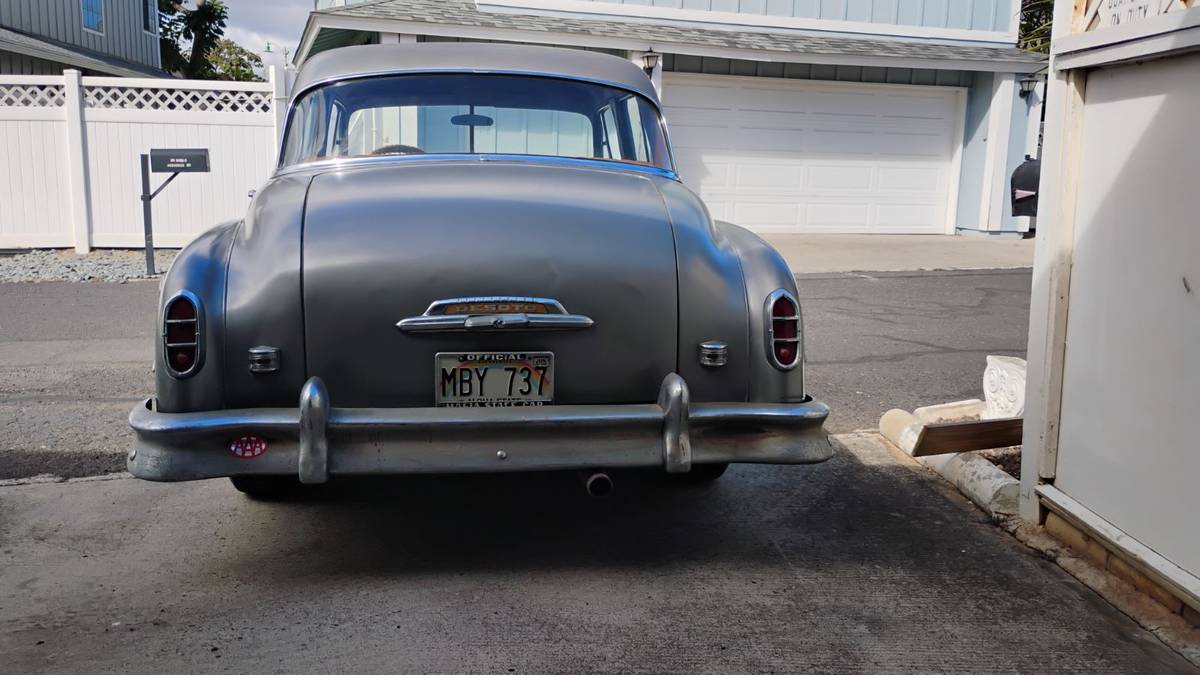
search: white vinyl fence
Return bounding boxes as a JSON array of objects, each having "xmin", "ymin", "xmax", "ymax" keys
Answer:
[{"xmin": 0, "ymin": 68, "xmax": 288, "ymax": 251}]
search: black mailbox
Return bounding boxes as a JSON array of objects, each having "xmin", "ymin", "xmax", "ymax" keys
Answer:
[
  {"xmin": 1011, "ymin": 155, "xmax": 1040, "ymax": 218},
  {"xmin": 150, "ymin": 148, "xmax": 210, "ymax": 174}
]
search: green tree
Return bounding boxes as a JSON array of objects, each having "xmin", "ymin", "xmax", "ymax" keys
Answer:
[
  {"xmin": 1019, "ymin": 0, "xmax": 1054, "ymax": 53},
  {"xmin": 158, "ymin": 0, "xmax": 230, "ymax": 79},
  {"xmin": 207, "ymin": 38, "xmax": 264, "ymax": 82}
]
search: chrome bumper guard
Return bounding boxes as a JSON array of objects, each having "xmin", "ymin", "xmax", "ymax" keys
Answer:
[{"xmin": 128, "ymin": 374, "xmax": 831, "ymax": 483}]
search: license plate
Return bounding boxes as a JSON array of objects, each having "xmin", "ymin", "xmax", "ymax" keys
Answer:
[{"xmin": 435, "ymin": 352, "xmax": 554, "ymax": 407}]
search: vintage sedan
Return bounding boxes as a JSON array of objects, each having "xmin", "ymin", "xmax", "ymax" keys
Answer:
[{"xmin": 128, "ymin": 43, "xmax": 832, "ymax": 498}]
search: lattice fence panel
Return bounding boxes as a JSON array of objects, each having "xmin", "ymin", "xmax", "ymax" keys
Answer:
[
  {"xmin": 84, "ymin": 86, "xmax": 272, "ymax": 113},
  {"xmin": 0, "ymin": 84, "xmax": 66, "ymax": 108}
]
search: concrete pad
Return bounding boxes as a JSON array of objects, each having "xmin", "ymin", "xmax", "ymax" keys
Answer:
[{"xmin": 763, "ymin": 234, "xmax": 1034, "ymax": 274}]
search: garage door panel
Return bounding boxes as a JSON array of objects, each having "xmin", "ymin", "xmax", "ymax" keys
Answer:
[
  {"xmin": 734, "ymin": 127, "xmax": 807, "ymax": 152},
  {"xmin": 877, "ymin": 166, "xmax": 942, "ymax": 192},
  {"xmin": 874, "ymin": 131, "xmax": 949, "ymax": 157},
  {"xmin": 807, "ymin": 130, "xmax": 876, "ymax": 155},
  {"xmin": 734, "ymin": 163, "xmax": 803, "ymax": 189},
  {"xmin": 874, "ymin": 203, "xmax": 942, "ymax": 229},
  {"xmin": 804, "ymin": 91, "xmax": 878, "ymax": 115},
  {"xmin": 807, "ymin": 203, "xmax": 872, "ymax": 231},
  {"xmin": 669, "ymin": 125, "xmax": 728, "ymax": 150},
  {"xmin": 732, "ymin": 201, "xmax": 799, "ymax": 229},
  {"xmin": 806, "ymin": 164, "xmax": 874, "ymax": 191},
  {"xmin": 665, "ymin": 74, "xmax": 959, "ymax": 234},
  {"xmin": 880, "ymin": 93, "xmax": 956, "ymax": 120}
]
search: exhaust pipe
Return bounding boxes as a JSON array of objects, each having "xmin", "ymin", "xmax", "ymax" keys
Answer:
[{"xmin": 581, "ymin": 471, "xmax": 614, "ymax": 498}]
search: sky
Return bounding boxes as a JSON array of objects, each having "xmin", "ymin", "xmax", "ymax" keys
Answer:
[{"xmin": 220, "ymin": 0, "xmax": 314, "ymax": 62}]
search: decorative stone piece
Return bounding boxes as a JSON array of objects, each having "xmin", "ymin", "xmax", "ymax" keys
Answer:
[{"xmin": 984, "ymin": 356, "xmax": 1027, "ymax": 420}]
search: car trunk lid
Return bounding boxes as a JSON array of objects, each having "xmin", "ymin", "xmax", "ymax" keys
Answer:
[{"xmin": 301, "ymin": 160, "xmax": 679, "ymax": 407}]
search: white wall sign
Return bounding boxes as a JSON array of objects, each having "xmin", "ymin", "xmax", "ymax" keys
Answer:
[{"xmin": 1076, "ymin": 0, "xmax": 1195, "ymax": 32}]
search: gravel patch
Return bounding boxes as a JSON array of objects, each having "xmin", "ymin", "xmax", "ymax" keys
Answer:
[{"xmin": 0, "ymin": 249, "xmax": 178, "ymax": 283}]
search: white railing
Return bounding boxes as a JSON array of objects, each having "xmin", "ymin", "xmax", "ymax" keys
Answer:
[{"xmin": 0, "ymin": 68, "xmax": 289, "ymax": 252}]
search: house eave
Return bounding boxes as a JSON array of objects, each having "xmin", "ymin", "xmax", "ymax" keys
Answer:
[
  {"xmin": 0, "ymin": 28, "xmax": 165, "ymax": 78},
  {"xmin": 297, "ymin": 12, "xmax": 1045, "ymax": 74}
]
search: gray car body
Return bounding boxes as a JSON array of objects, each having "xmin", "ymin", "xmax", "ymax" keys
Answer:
[{"xmin": 131, "ymin": 44, "xmax": 830, "ymax": 482}]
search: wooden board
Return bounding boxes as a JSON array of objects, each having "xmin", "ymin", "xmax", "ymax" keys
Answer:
[{"xmin": 911, "ymin": 417, "xmax": 1025, "ymax": 458}]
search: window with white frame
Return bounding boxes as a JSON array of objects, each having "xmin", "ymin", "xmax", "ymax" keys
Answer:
[
  {"xmin": 143, "ymin": 0, "xmax": 157, "ymax": 34},
  {"xmin": 82, "ymin": 0, "xmax": 105, "ymax": 34}
]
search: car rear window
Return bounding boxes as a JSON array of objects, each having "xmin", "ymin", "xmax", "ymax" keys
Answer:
[{"xmin": 280, "ymin": 73, "xmax": 673, "ymax": 172}]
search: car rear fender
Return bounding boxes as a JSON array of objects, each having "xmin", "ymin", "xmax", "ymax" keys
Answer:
[
  {"xmin": 715, "ymin": 221, "xmax": 808, "ymax": 403},
  {"xmin": 155, "ymin": 220, "xmax": 239, "ymax": 413}
]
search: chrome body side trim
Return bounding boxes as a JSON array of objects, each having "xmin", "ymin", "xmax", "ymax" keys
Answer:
[{"xmin": 127, "ymin": 374, "xmax": 831, "ymax": 482}]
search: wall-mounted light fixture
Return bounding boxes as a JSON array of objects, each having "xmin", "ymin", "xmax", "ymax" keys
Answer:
[
  {"xmin": 1018, "ymin": 75, "xmax": 1040, "ymax": 99},
  {"xmin": 641, "ymin": 50, "xmax": 662, "ymax": 75}
]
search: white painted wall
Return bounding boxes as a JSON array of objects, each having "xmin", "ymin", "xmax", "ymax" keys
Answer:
[
  {"xmin": 1051, "ymin": 51, "xmax": 1200, "ymax": 577},
  {"xmin": 0, "ymin": 71, "xmax": 281, "ymax": 251}
]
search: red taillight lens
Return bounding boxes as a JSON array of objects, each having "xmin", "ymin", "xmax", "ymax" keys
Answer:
[
  {"xmin": 771, "ymin": 296, "xmax": 795, "ymax": 318},
  {"xmin": 164, "ymin": 293, "xmax": 201, "ymax": 377},
  {"xmin": 767, "ymin": 291, "xmax": 800, "ymax": 370}
]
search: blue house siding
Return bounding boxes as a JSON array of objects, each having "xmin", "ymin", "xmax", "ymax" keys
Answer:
[
  {"xmin": 955, "ymin": 71, "xmax": 991, "ymax": 233},
  {"xmin": 1000, "ymin": 77, "xmax": 1031, "ymax": 232},
  {"xmin": 663, "ymin": 53, "xmax": 973, "ymax": 86},
  {"xmin": 576, "ymin": 0, "xmax": 1015, "ymax": 33},
  {"xmin": 0, "ymin": 0, "xmax": 160, "ymax": 70}
]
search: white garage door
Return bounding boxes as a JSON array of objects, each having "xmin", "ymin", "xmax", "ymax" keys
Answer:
[{"xmin": 664, "ymin": 74, "xmax": 963, "ymax": 234}]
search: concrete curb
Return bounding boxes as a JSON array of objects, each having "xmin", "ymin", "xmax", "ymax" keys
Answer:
[{"xmin": 879, "ymin": 400, "xmax": 1019, "ymax": 519}]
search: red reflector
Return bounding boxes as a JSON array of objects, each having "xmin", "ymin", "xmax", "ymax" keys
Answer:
[
  {"xmin": 169, "ymin": 349, "xmax": 194, "ymax": 371},
  {"xmin": 774, "ymin": 343, "xmax": 797, "ymax": 366},
  {"xmin": 230, "ymin": 435, "xmax": 268, "ymax": 459},
  {"xmin": 771, "ymin": 297, "xmax": 796, "ymax": 318}
]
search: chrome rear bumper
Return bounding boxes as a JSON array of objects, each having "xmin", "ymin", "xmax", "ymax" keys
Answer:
[{"xmin": 127, "ymin": 374, "xmax": 831, "ymax": 483}]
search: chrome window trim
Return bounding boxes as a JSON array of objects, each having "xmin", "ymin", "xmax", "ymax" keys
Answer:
[
  {"xmin": 274, "ymin": 153, "xmax": 680, "ymax": 182},
  {"xmin": 276, "ymin": 69, "xmax": 675, "ymax": 175},
  {"xmin": 764, "ymin": 289, "xmax": 801, "ymax": 372},
  {"xmin": 163, "ymin": 289, "xmax": 205, "ymax": 380}
]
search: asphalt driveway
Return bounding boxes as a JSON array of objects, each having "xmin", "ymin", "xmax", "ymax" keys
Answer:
[{"xmin": 1, "ymin": 436, "xmax": 1193, "ymax": 673}]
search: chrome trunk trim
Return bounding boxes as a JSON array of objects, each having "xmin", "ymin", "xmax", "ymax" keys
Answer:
[
  {"xmin": 397, "ymin": 296, "xmax": 594, "ymax": 333},
  {"xmin": 398, "ymin": 313, "xmax": 594, "ymax": 333}
]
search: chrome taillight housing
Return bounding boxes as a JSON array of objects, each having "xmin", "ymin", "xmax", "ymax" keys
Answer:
[
  {"xmin": 765, "ymin": 289, "xmax": 801, "ymax": 371},
  {"xmin": 163, "ymin": 291, "xmax": 203, "ymax": 378}
]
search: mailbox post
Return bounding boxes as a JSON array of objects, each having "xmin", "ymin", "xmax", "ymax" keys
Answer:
[{"xmin": 140, "ymin": 149, "xmax": 210, "ymax": 275}]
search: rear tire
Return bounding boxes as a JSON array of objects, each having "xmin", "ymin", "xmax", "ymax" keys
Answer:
[
  {"xmin": 229, "ymin": 476, "xmax": 313, "ymax": 501},
  {"xmin": 672, "ymin": 462, "xmax": 729, "ymax": 484}
]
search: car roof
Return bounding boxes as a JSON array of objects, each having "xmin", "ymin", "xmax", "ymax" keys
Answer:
[{"xmin": 292, "ymin": 43, "xmax": 660, "ymax": 106}]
